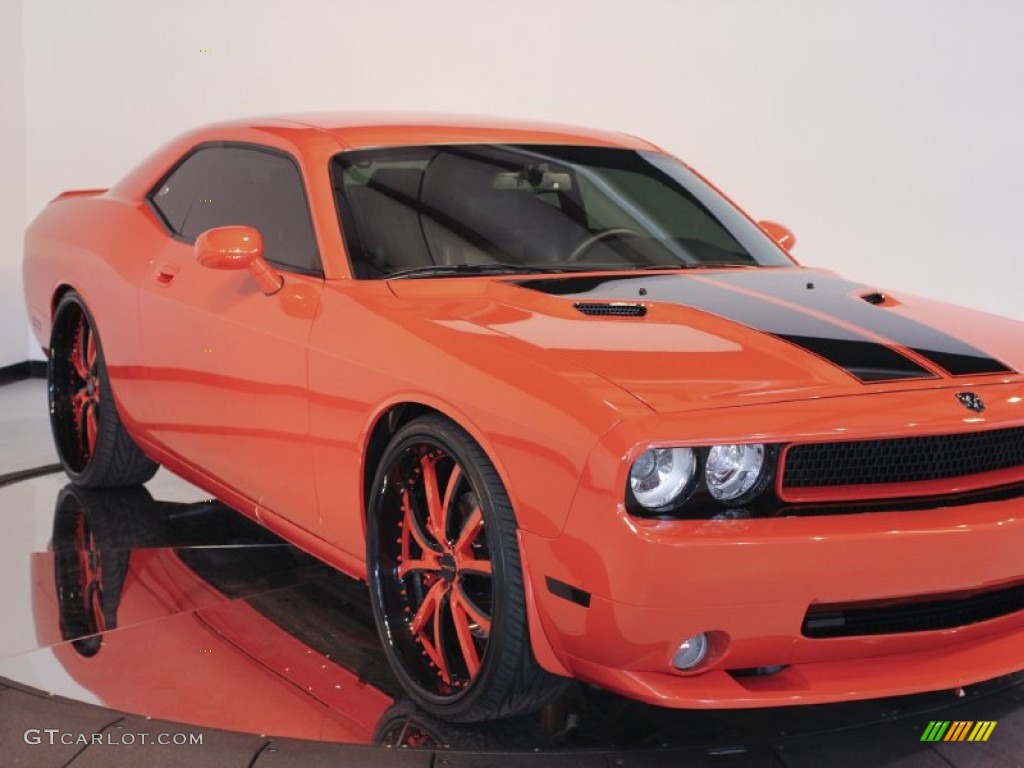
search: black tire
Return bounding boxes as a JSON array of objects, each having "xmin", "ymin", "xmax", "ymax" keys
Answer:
[
  {"xmin": 48, "ymin": 291, "xmax": 159, "ymax": 488},
  {"xmin": 52, "ymin": 484, "xmax": 154, "ymax": 657},
  {"xmin": 367, "ymin": 414, "xmax": 567, "ymax": 722}
]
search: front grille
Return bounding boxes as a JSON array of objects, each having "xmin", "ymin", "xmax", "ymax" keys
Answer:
[
  {"xmin": 782, "ymin": 427, "xmax": 1024, "ymax": 491},
  {"xmin": 803, "ymin": 581, "xmax": 1024, "ymax": 638},
  {"xmin": 573, "ymin": 301, "xmax": 647, "ymax": 317}
]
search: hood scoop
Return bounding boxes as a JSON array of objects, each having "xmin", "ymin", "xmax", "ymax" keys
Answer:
[
  {"xmin": 860, "ymin": 290, "xmax": 902, "ymax": 308},
  {"xmin": 860, "ymin": 291, "xmax": 886, "ymax": 305},
  {"xmin": 573, "ymin": 301, "xmax": 647, "ymax": 318}
]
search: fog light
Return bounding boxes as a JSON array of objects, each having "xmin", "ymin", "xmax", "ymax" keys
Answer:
[{"xmin": 672, "ymin": 633, "xmax": 708, "ymax": 670}]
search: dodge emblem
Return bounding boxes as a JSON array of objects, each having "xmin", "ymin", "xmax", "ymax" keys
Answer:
[{"xmin": 956, "ymin": 392, "xmax": 986, "ymax": 413}]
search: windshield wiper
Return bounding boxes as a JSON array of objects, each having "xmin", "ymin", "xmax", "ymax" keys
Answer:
[
  {"xmin": 387, "ymin": 263, "xmax": 588, "ymax": 279},
  {"xmin": 638, "ymin": 262, "xmax": 757, "ymax": 271},
  {"xmin": 637, "ymin": 264, "xmax": 697, "ymax": 270}
]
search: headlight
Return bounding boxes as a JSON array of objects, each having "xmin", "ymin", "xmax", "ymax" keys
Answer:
[
  {"xmin": 705, "ymin": 443, "xmax": 765, "ymax": 502},
  {"xmin": 629, "ymin": 447, "xmax": 696, "ymax": 509}
]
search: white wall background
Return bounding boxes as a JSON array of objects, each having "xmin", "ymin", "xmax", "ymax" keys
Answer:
[
  {"xmin": 4, "ymin": 0, "xmax": 1024, "ymax": 366},
  {"xmin": 1, "ymin": 0, "xmax": 26, "ymax": 367}
]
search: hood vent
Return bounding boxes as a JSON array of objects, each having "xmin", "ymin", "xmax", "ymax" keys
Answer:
[{"xmin": 573, "ymin": 301, "xmax": 647, "ymax": 318}]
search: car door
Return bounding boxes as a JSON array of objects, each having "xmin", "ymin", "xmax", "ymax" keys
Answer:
[{"xmin": 137, "ymin": 144, "xmax": 322, "ymax": 532}]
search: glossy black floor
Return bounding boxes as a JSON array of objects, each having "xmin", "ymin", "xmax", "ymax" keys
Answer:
[{"xmin": 3, "ymin": 468, "xmax": 1024, "ymax": 766}]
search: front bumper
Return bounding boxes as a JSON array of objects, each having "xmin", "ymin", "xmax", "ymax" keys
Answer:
[{"xmin": 522, "ymin": 468, "xmax": 1024, "ymax": 708}]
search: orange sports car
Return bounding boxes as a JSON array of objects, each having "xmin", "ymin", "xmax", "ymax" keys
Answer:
[{"xmin": 22, "ymin": 113, "xmax": 1024, "ymax": 722}]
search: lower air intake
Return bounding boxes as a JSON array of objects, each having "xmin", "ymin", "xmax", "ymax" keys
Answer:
[{"xmin": 803, "ymin": 580, "xmax": 1024, "ymax": 638}]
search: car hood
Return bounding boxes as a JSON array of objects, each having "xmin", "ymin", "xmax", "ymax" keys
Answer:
[{"xmin": 387, "ymin": 268, "xmax": 1024, "ymax": 413}]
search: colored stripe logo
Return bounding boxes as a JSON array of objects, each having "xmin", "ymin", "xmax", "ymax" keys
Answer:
[
  {"xmin": 705, "ymin": 271, "xmax": 1013, "ymax": 378},
  {"xmin": 512, "ymin": 274, "xmax": 936, "ymax": 382},
  {"xmin": 512, "ymin": 271, "xmax": 1014, "ymax": 383},
  {"xmin": 921, "ymin": 720, "xmax": 997, "ymax": 742}
]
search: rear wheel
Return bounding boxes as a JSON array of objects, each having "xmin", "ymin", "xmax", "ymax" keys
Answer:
[
  {"xmin": 367, "ymin": 415, "xmax": 565, "ymax": 722},
  {"xmin": 49, "ymin": 292, "xmax": 159, "ymax": 488}
]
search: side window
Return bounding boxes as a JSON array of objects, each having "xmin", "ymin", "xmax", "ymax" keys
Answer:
[
  {"xmin": 150, "ymin": 148, "xmax": 218, "ymax": 233},
  {"xmin": 149, "ymin": 146, "xmax": 321, "ymax": 274}
]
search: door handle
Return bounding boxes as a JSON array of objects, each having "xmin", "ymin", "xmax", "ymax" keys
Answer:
[{"xmin": 154, "ymin": 264, "xmax": 179, "ymax": 286}]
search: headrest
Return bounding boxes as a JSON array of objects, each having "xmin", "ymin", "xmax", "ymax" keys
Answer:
[{"xmin": 366, "ymin": 167, "xmax": 424, "ymax": 201}]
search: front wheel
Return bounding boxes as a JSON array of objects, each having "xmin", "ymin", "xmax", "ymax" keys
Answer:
[
  {"xmin": 49, "ymin": 292, "xmax": 159, "ymax": 488},
  {"xmin": 367, "ymin": 415, "xmax": 565, "ymax": 722}
]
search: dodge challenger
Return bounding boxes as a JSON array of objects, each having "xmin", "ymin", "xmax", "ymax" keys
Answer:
[{"xmin": 23, "ymin": 113, "xmax": 1024, "ymax": 722}]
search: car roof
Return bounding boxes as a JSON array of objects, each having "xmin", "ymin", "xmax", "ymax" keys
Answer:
[
  {"xmin": 109, "ymin": 112, "xmax": 667, "ymax": 235},
  {"xmin": 203, "ymin": 112, "xmax": 662, "ymax": 152}
]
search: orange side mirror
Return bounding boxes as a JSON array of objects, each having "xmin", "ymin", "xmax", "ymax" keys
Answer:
[
  {"xmin": 195, "ymin": 226, "xmax": 283, "ymax": 295},
  {"xmin": 758, "ymin": 220, "xmax": 797, "ymax": 253}
]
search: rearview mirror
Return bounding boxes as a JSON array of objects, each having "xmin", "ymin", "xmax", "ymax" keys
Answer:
[
  {"xmin": 195, "ymin": 226, "xmax": 283, "ymax": 295},
  {"xmin": 757, "ymin": 220, "xmax": 796, "ymax": 253},
  {"xmin": 493, "ymin": 164, "xmax": 573, "ymax": 192}
]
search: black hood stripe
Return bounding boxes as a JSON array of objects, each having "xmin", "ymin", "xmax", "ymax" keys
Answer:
[
  {"xmin": 511, "ymin": 273, "xmax": 935, "ymax": 382},
  {"xmin": 702, "ymin": 271, "xmax": 1012, "ymax": 377}
]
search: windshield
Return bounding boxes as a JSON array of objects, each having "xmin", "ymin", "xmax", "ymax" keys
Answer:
[{"xmin": 330, "ymin": 144, "xmax": 793, "ymax": 278}]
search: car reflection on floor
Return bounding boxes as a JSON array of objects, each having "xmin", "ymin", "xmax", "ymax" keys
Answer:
[
  {"xmin": 21, "ymin": 480, "xmax": 1024, "ymax": 761},
  {"xmin": 34, "ymin": 483, "xmax": 396, "ymax": 741}
]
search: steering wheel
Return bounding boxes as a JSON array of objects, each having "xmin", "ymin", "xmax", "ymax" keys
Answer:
[{"xmin": 567, "ymin": 227, "xmax": 643, "ymax": 262}]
